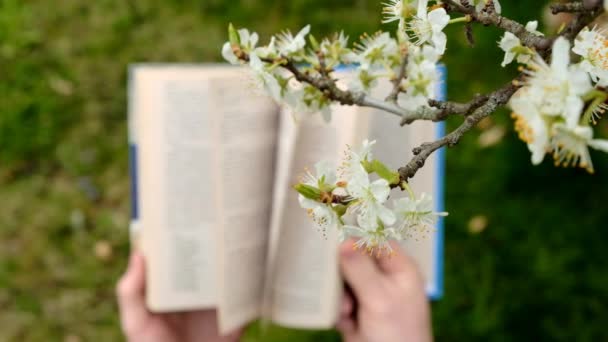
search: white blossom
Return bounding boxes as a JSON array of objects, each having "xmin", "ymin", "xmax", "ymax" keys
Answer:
[
  {"xmin": 249, "ymin": 54, "xmax": 283, "ymax": 102},
  {"xmin": 393, "ymin": 193, "xmax": 447, "ymax": 239},
  {"xmin": 354, "ymin": 32, "xmax": 399, "ymax": 70},
  {"xmin": 382, "ymin": 0, "xmax": 418, "ymax": 26},
  {"xmin": 498, "ymin": 21, "xmax": 543, "ymax": 67},
  {"xmin": 298, "ymin": 161, "xmax": 341, "ymax": 236},
  {"xmin": 276, "ymin": 25, "xmax": 311, "ymax": 57},
  {"xmin": 407, "ymin": 0, "xmax": 450, "ymax": 55},
  {"xmin": 284, "ymin": 84, "xmax": 333, "ymax": 122},
  {"xmin": 573, "ymin": 26, "xmax": 608, "ymax": 87},
  {"xmin": 222, "ymin": 28, "xmax": 259, "ymax": 65},
  {"xmin": 508, "ymin": 89, "xmax": 551, "ymax": 165},
  {"xmin": 551, "ymin": 123, "xmax": 608, "ymax": 173},
  {"xmin": 470, "ymin": 0, "xmax": 501, "ymax": 14},
  {"xmin": 300, "ymin": 160, "xmax": 337, "ymax": 189},
  {"xmin": 349, "ymin": 68, "xmax": 380, "ymax": 92},
  {"xmin": 525, "ymin": 21, "xmax": 544, "ymax": 36},
  {"xmin": 320, "ymin": 32, "xmax": 357, "ymax": 67},
  {"xmin": 344, "ymin": 225, "xmax": 402, "ymax": 257},
  {"xmin": 400, "ymin": 44, "xmax": 440, "ymax": 109},
  {"xmin": 382, "ymin": 0, "xmax": 405, "ymax": 24},
  {"xmin": 254, "ymin": 36, "xmax": 277, "ymax": 59},
  {"xmin": 524, "ymin": 37, "xmax": 591, "ymax": 126},
  {"xmin": 339, "ymin": 139, "xmax": 376, "ymax": 180},
  {"xmin": 346, "ymin": 169, "xmax": 396, "ymax": 229}
]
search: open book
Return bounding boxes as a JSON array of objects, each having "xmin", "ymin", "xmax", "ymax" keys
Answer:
[{"xmin": 128, "ymin": 64, "xmax": 446, "ymax": 334}]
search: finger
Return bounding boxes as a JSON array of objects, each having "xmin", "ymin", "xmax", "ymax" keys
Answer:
[
  {"xmin": 336, "ymin": 316, "xmax": 357, "ymax": 341},
  {"xmin": 116, "ymin": 251, "xmax": 149, "ymax": 334},
  {"xmin": 341, "ymin": 292, "xmax": 354, "ymax": 317},
  {"xmin": 339, "ymin": 239, "xmax": 384, "ymax": 304},
  {"xmin": 375, "ymin": 240, "xmax": 419, "ymax": 277}
]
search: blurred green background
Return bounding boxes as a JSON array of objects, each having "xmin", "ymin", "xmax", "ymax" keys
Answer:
[{"xmin": 2, "ymin": 0, "xmax": 608, "ymax": 341}]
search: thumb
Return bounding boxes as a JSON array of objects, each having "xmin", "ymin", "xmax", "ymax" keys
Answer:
[
  {"xmin": 116, "ymin": 251, "xmax": 149, "ymax": 335},
  {"xmin": 375, "ymin": 241, "xmax": 420, "ymax": 277},
  {"xmin": 339, "ymin": 239, "xmax": 383, "ymax": 305}
]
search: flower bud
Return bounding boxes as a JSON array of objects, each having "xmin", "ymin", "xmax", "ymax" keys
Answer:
[
  {"xmin": 228, "ymin": 23, "xmax": 240, "ymax": 46},
  {"xmin": 309, "ymin": 34, "xmax": 320, "ymax": 51},
  {"xmin": 333, "ymin": 204, "xmax": 348, "ymax": 217},
  {"xmin": 294, "ymin": 183, "xmax": 322, "ymax": 201}
]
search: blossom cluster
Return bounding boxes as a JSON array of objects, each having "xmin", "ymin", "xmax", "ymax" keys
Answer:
[
  {"xmin": 295, "ymin": 140, "xmax": 447, "ymax": 257},
  {"xmin": 222, "ymin": 0, "xmax": 608, "ymax": 248},
  {"xmin": 222, "ymin": 0, "xmax": 462, "ymax": 121},
  {"xmin": 500, "ymin": 28, "xmax": 608, "ymax": 173}
]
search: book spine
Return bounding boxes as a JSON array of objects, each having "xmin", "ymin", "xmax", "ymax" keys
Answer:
[
  {"xmin": 128, "ymin": 67, "xmax": 141, "ymax": 239},
  {"xmin": 429, "ymin": 64, "xmax": 447, "ymax": 300}
]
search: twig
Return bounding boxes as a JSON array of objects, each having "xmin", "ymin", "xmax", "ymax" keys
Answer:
[
  {"xmin": 397, "ymin": 82, "xmax": 518, "ymax": 181},
  {"xmin": 386, "ymin": 52, "xmax": 409, "ymax": 103},
  {"xmin": 278, "ymin": 58, "xmax": 443, "ymax": 122},
  {"xmin": 560, "ymin": 1, "xmax": 604, "ymax": 41},
  {"xmin": 465, "ymin": 22, "xmax": 475, "ymax": 47},
  {"xmin": 420, "ymin": 93, "xmax": 490, "ymax": 121},
  {"xmin": 444, "ymin": 0, "xmax": 553, "ymax": 50},
  {"xmin": 551, "ymin": 2, "xmax": 587, "ymax": 14}
]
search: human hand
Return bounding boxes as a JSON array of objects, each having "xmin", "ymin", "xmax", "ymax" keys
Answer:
[
  {"xmin": 337, "ymin": 240, "xmax": 432, "ymax": 342},
  {"xmin": 116, "ymin": 251, "xmax": 242, "ymax": 342}
]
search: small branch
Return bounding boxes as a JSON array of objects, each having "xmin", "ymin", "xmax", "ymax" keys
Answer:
[
  {"xmin": 428, "ymin": 93, "xmax": 490, "ymax": 119},
  {"xmin": 551, "ymin": 2, "xmax": 586, "ymax": 14},
  {"xmin": 386, "ymin": 52, "xmax": 409, "ymax": 103},
  {"xmin": 397, "ymin": 82, "xmax": 519, "ymax": 181},
  {"xmin": 444, "ymin": 0, "xmax": 469, "ymax": 12},
  {"xmin": 444, "ymin": 0, "xmax": 553, "ymax": 50},
  {"xmin": 270, "ymin": 56, "xmax": 445, "ymax": 123},
  {"xmin": 465, "ymin": 22, "xmax": 475, "ymax": 47},
  {"xmin": 560, "ymin": 1, "xmax": 604, "ymax": 41},
  {"xmin": 583, "ymin": 0, "xmax": 602, "ymax": 10}
]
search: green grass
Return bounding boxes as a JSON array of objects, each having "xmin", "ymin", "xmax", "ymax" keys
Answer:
[{"xmin": 1, "ymin": 0, "xmax": 608, "ymax": 341}]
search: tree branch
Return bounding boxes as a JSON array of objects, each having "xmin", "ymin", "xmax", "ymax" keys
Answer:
[
  {"xmin": 396, "ymin": 0, "xmax": 605, "ymax": 182},
  {"xmin": 397, "ymin": 82, "xmax": 518, "ymax": 181},
  {"xmin": 551, "ymin": 2, "xmax": 587, "ymax": 14},
  {"xmin": 386, "ymin": 52, "xmax": 409, "ymax": 103},
  {"xmin": 444, "ymin": 0, "xmax": 553, "ymax": 50},
  {"xmin": 560, "ymin": 1, "xmax": 604, "ymax": 41},
  {"xmin": 236, "ymin": 0, "xmax": 604, "ymax": 183},
  {"xmin": 277, "ymin": 58, "xmax": 445, "ymax": 123},
  {"xmin": 427, "ymin": 94, "xmax": 489, "ymax": 119}
]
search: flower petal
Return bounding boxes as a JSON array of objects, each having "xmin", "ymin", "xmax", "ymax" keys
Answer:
[
  {"xmin": 222, "ymin": 42, "xmax": 239, "ymax": 65},
  {"xmin": 376, "ymin": 204, "xmax": 397, "ymax": 226},
  {"xmin": 589, "ymin": 139, "xmax": 608, "ymax": 152},
  {"xmin": 564, "ymin": 95, "xmax": 584, "ymax": 128},
  {"xmin": 428, "ymin": 8, "xmax": 450, "ymax": 31},
  {"xmin": 370, "ymin": 179, "xmax": 391, "ymax": 203},
  {"xmin": 431, "ymin": 32, "xmax": 447, "ymax": 55},
  {"xmin": 551, "ymin": 37, "xmax": 571, "ymax": 76}
]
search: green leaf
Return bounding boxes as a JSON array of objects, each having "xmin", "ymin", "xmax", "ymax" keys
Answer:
[
  {"xmin": 370, "ymin": 159, "xmax": 400, "ymax": 185},
  {"xmin": 228, "ymin": 23, "xmax": 239, "ymax": 46},
  {"xmin": 294, "ymin": 183, "xmax": 322, "ymax": 201}
]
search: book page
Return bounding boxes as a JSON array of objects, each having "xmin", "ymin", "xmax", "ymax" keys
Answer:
[
  {"xmin": 131, "ymin": 66, "xmax": 223, "ymax": 312},
  {"xmin": 212, "ymin": 73, "xmax": 280, "ymax": 334},
  {"xmin": 366, "ymin": 75, "xmax": 445, "ymax": 298},
  {"xmin": 367, "ymin": 112, "xmax": 440, "ymax": 295},
  {"xmin": 266, "ymin": 105, "xmax": 363, "ymax": 329},
  {"xmin": 261, "ymin": 106, "xmax": 299, "ymax": 325}
]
